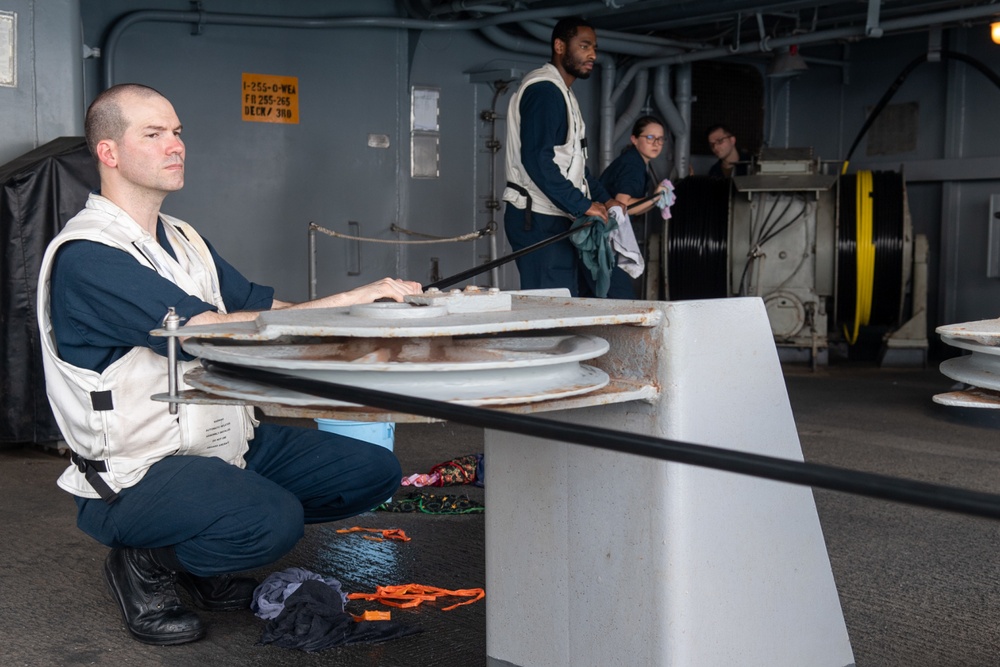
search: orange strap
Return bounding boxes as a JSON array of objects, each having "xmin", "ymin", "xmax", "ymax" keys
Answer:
[
  {"xmin": 335, "ymin": 526, "xmax": 411, "ymax": 542},
  {"xmin": 351, "ymin": 610, "xmax": 392, "ymax": 622},
  {"xmin": 348, "ymin": 584, "xmax": 485, "ymax": 611}
]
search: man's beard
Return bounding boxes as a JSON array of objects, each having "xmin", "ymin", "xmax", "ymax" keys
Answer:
[{"xmin": 562, "ymin": 52, "xmax": 592, "ymax": 80}]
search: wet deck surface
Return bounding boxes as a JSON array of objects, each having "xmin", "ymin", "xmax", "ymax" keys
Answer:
[{"xmin": 3, "ymin": 364, "xmax": 1000, "ymax": 666}]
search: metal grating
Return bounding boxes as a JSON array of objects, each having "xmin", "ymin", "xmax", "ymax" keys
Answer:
[{"xmin": 691, "ymin": 60, "xmax": 765, "ymax": 156}]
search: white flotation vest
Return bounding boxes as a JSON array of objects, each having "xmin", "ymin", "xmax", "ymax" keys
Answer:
[
  {"xmin": 37, "ymin": 194, "xmax": 255, "ymax": 500},
  {"xmin": 503, "ymin": 63, "xmax": 591, "ymax": 220}
]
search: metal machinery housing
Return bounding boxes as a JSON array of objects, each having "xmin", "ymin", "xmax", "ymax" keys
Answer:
[
  {"xmin": 668, "ymin": 148, "xmax": 928, "ymax": 367},
  {"xmin": 730, "ymin": 148, "xmax": 838, "ymax": 359}
]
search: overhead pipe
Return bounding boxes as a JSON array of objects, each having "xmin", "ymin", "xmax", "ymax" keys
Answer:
[
  {"xmin": 102, "ymin": 3, "xmax": 610, "ymax": 86},
  {"xmin": 609, "ymin": 66, "xmax": 643, "ymax": 108},
  {"xmin": 865, "ymin": 0, "xmax": 884, "ymax": 38},
  {"xmin": 428, "ymin": 0, "xmax": 547, "ymax": 18},
  {"xmin": 610, "ymin": 2, "xmax": 1000, "ymax": 89},
  {"xmin": 107, "ymin": 2, "xmax": 1000, "ymax": 87},
  {"xmin": 673, "ymin": 63, "xmax": 693, "ymax": 179},
  {"xmin": 652, "ymin": 65, "xmax": 687, "ymax": 141},
  {"xmin": 462, "ymin": 4, "xmax": 704, "ymax": 51},
  {"xmin": 517, "ymin": 19, "xmax": 691, "ymax": 57},
  {"xmin": 611, "ymin": 68, "xmax": 649, "ymax": 147},
  {"xmin": 587, "ymin": 0, "xmax": 986, "ymax": 33},
  {"xmin": 600, "ymin": 0, "xmax": 1000, "ymax": 176},
  {"xmin": 652, "ymin": 64, "xmax": 690, "ymax": 177},
  {"xmin": 102, "ymin": 1, "xmax": 1000, "ymax": 202},
  {"xmin": 599, "ymin": 57, "xmax": 617, "ymax": 173},
  {"xmin": 477, "ymin": 23, "xmax": 550, "ymax": 57}
]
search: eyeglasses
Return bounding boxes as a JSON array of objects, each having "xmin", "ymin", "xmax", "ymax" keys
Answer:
[
  {"xmin": 709, "ymin": 135, "xmax": 733, "ymax": 148},
  {"xmin": 640, "ymin": 135, "xmax": 665, "ymax": 145}
]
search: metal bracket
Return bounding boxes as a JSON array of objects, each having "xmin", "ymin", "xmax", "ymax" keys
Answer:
[
  {"xmin": 348, "ymin": 221, "xmax": 361, "ymax": 276},
  {"xmin": 162, "ymin": 308, "xmax": 184, "ymax": 414},
  {"xmin": 866, "ymin": 0, "xmax": 883, "ymax": 38},
  {"xmin": 308, "ymin": 222, "xmax": 318, "ymax": 301},
  {"xmin": 189, "ymin": 1, "xmax": 204, "ymax": 36}
]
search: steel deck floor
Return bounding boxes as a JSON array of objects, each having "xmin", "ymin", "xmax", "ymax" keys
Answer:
[{"xmin": 2, "ymin": 364, "xmax": 999, "ymax": 666}]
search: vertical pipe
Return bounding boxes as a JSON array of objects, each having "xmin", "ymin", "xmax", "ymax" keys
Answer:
[
  {"xmin": 675, "ymin": 63, "xmax": 693, "ymax": 178},
  {"xmin": 612, "ymin": 69, "xmax": 649, "ymax": 143},
  {"xmin": 486, "ymin": 82, "xmax": 510, "ymax": 288},
  {"xmin": 308, "ymin": 223, "xmax": 317, "ymax": 300},
  {"xmin": 652, "ymin": 64, "xmax": 688, "ymax": 178},
  {"xmin": 939, "ymin": 30, "xmax": 967, "ymax": 325},
  {"xmin": 599, "ymin": 56, "xmax": 617, "ymax": 172},
  {"xmin": 348, "ymin": 221, "xmax": 362, "ymax": 276},
  {"xmin": 490, "ymin": 230, "xmax": 500, "ymax": 287}
]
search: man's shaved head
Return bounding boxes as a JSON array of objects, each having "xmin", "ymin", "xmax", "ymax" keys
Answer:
[{"xmin": 85, "ymin": 83, "xmax": 165, "ymax": 159}]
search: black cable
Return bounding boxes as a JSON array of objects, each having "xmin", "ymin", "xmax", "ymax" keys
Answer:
[
  {"xmin": 736, "ymin": 253, "xmax": 754, "ymax": 297},
  {"xmin": 208, "ymin": 361, "xmax": 1000, "ymax": 521},
  {"xmin": 870, "ymin": 171, "xmax": 905, "ymax": 326},
  {"xmin": 736, "ymin": 194, "xmax": 807, "ymax": 297},
  {"xmin": 756, "ymin": 192, "xmax": 796, "ymax": 247},
  {"xmin": 843, "ymin": 49, "xmax": 1000, "ymax": 169},
  {"xmin": 667, "ymin": 176, "xmax": 729, "ymax": 300},
  {"xmin": 425, "ymin": 217, "xmax": 597, "ymax": 290},
  {"xmin": 426, "ymin": 196, "xmax": 658, "ymax": 291},
  {"xmin": 842, "ymin": 56, "xmax": 924, "ymax": 169},
  {"xmin": 758, "ymin": 194, "xmax": 808, "ymax": 247},
  {"xmin": 741, "ymin": 195, "xmax": 777, "ymax": 291},
  {"xmin": 834, "ymin": 170, "xmax": 905, "ymax": 335},
  {"xmin": 837, "ymin": 173, "xmax": 858, "ymax": 327}
]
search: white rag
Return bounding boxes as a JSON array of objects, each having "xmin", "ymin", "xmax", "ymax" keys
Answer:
[
  {"xmin": 608, "ymin": 206, "xmax": 645, "ymax": 278},
  {"xmin": 656, "ymin": 178, "xmax": 677, "ymax": 220}
]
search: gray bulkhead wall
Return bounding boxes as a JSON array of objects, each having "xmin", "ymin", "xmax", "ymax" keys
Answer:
[
  {"xmin": 782, "ymin": 28, "xmax": 1000, "ymax": 330},
  {"xmin": 80, "ymin": 0, "xmax": 413, "ymax": 300},
  {"xmin": 76, "ymin": 1, "xmax": 601, "ymax": 298},
  {"xmin": 405, "ymin": 29, "xmax": 520, "ymax": 290},
  {"xmin": 0, "ymin": 0, "xmax": 84, "ymax": 166},
  {"xmin": 939, "ymin": 30, "xmax": 1000, "ymax": 324}
]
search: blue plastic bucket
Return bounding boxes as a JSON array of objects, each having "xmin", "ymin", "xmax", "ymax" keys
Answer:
[{"xmin": 314, "ymin": 419, "xmax": 395, "ymax": 453}]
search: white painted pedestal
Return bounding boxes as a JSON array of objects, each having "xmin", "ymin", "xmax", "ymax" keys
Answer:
[{"xmin": 485, "ymin": 298, "xmax": 854, "ymax": 667}]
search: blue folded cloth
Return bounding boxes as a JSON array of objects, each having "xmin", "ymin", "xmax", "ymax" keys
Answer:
[{"xmin": 569, "ymin": 214, "xmax": 618, "ymax": 298}]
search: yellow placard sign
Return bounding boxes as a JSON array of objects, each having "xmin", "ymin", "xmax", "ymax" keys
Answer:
[{"xmin": 241, "ymin": 73, "xmax": 299, "ymax": 124}]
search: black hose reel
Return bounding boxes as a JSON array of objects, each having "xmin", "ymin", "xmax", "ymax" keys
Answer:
[{"xmin": 664, "ymin": 169, "xmax": 908, "ymax": 348}]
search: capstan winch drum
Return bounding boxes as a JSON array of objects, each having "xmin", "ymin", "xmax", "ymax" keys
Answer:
[{"xmin": 151, "ymin": 289, "xmax": 855, "ymax": 667}]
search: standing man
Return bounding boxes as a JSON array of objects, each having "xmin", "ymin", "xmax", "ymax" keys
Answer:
[
  {"xmin": 37, "ymin": 83, "xmax": 422, "ymax": 646},
  {"xmin": 503, "ymin": 16, "xmax": 620, "ymax": 296},
  {"xmin": 706, "ymin": 123, "xmax": 752, "ymax": 177}
]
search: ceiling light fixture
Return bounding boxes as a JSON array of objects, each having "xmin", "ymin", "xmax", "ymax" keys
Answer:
[{"xmin": 767, "ymin": 44, "xmax": 809, "ymax": 78}]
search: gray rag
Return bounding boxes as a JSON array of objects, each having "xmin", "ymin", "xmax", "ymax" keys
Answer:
[{"xmin": 252, "ymin": 566, "xmax": 348, "ymax": 620}]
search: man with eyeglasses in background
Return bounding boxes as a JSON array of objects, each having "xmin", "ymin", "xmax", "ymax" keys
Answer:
[{"xmin": 706, "ymin": 124, "xmax": 751, "ymax": 178}]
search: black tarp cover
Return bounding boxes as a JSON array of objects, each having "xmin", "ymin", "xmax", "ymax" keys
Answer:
[{"xmin": 0, "ymin": 137, "xmax": 98, "ymax": 446}]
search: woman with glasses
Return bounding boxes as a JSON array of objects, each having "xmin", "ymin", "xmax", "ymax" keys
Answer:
[
  {"xmin": 600, "ymin": 116, "xmax": 667, "ymax": 218},
  {"xmin": 595, "ymin": 116, "xmax": 667, "ymax": 298}
]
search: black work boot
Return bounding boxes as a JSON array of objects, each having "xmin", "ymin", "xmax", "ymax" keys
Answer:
[
  {"xmin": 175, "ymin": 571, "xmax": 259, "ymax": 611},
  {"xmin": 104, "ymin": 547, "xmax": 205, "ymax": 645}
]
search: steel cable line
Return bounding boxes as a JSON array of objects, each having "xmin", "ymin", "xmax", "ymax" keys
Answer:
[{"xmin": 208, "ymin": 361, "xmax": 1000, "ymax": 521}]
